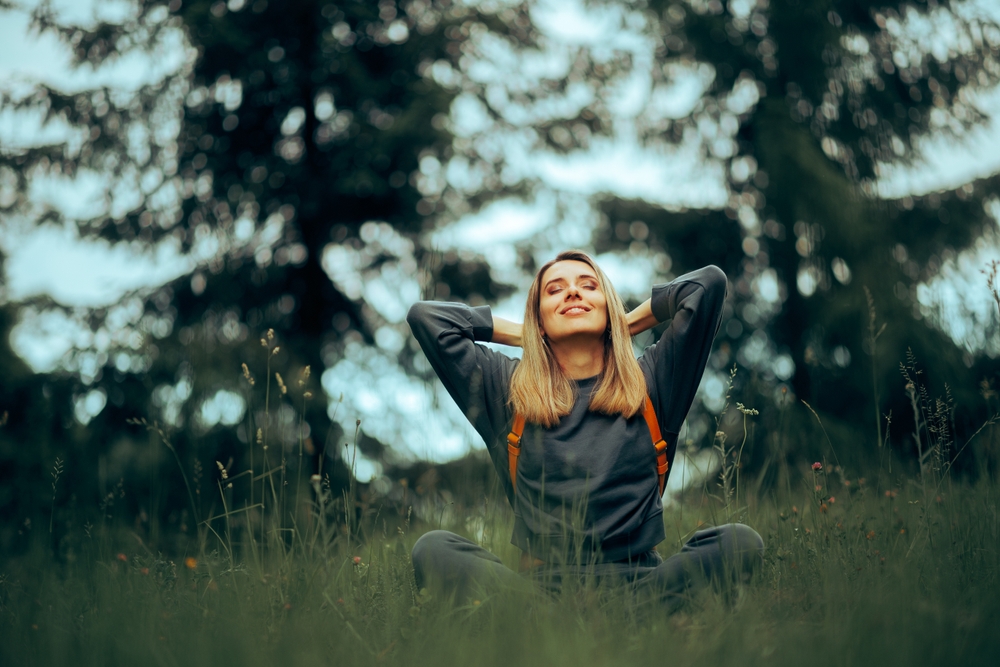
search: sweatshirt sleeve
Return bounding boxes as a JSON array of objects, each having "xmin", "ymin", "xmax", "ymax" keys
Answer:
[
  {"xmin": 406, "ymin": 301, "xmax": 517, "ymax": 449},
  {"xmin": 639, "ymin": 265, "xmax": 727, "ymax": 443}
]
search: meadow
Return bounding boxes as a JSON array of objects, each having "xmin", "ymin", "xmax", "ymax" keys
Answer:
[
  {"xmin": 2, "ymin": 427, "xmax": 998, "ymax": 667},
  {"xmin": 2, "ymin": 334, "xmax": 1000, "ymax": 667}
]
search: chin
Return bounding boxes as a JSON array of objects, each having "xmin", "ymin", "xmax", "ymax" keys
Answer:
[{"xmin": 550, "ymin": 326, "xmax": 606, "ymax": 342}]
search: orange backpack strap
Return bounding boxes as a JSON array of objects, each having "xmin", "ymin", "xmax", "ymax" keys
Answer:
[
  {"xmin": 643, "ymin": 396, "xmax": 669, "ymax": 497},
  {"xmin": 506, "ymin": 398, "xmax": 668, "ymax": 496},
  {"xmin": 507, "ymin": 413, "xmax": 526, "ymax": 491}
]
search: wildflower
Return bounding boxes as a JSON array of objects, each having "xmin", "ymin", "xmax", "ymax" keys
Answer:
[
  {"xmin": 304, "ymin": 391, "xmax": 313, "ymax": 399},
  {"xmin": 267, "ymin": 328, "xmax": 275, "ymax": 341},
  {"xmin": 792, "ymin": 506, "xmax": 798, "ymax": 514},
  {"xmin": 844, "ymin": 480, "xmax": 851, "ymax": 487},
  {"xmin": 828, "ymin": 496, "xmax": 836, "ymax": 504},
  {"xmin": 117, "ymin": 553, "xmax": 127, "ymax": 562},
  {"xmin": 141, "ymin": 567, "xmax": 149, "ymax": 575},
  {"xmin": 256, "ymin": 428, "xmax": 263, "ymax": 445},
  {"xmin": 815, "ymin": 485, "xmax": 822, "ymax": 492},
  {"xmin": 819, "ymin": 503, "xmax": 828, "ymax": 513},
  {"xmin": 885, "ymin": 490, "xmax": 898, "ymax": 498},
  {"xmin": 276, "ymin": 372, "xmax": 287, "ymax": 395},
  {"xmin": 272, "ymin": 346, "xmax": 280, "ymax": 356},
  {"xmin": 284, "ymin": 603, "xmax": 292, "ymax": 611},
  {"xmin": 241, "ymin": 363, "xmax": 255, "ymax": 385},
  {"xmin": 352, "ymin": 556, "xmax": 362, "ymax": 565},
  {"xmin": 260, "ymin": 338, "xmax": 268, "ymax": 347},
  {"xmin": 899, "ymin": 528, "xmax": 906, "ymax": 534},
  {"xmin": 811, "ymin": 462, "xmax": 822, "ymax": 471},
  {"xmin": 299, "ymin": 365, "xmax": 311, "ymax": 386},
  {"xmin": 337, "ymin": 598, "xmax": 345, "ymax": 605},
  {"xmin": 866, "ymin": 530, "xmax": 875, "ymax": 540},
  {"xmin": 216, "ymin": 461, "xmax": 228, "ymax": 480},
  {"xmin": 185, "ymin": 557, "xmax": 197, "ymax": 569}
]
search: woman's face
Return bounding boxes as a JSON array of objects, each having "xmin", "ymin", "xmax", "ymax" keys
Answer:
[{"xmin": 537, "ymin": 259, "xmax": 608, "ymax": 344}]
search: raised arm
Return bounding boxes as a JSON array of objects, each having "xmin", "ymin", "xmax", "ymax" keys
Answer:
[
  {"xmin": 406, "ymin": 301, "xmax": 517, "ymax": 445},
  {"xmin": 639, "ymin": 265, "xmax": 728, "ymax": 436},
  {"xmin": 491, "ymin": 316, "xmax": 523, "ymax": 347},
  {"xmin": 627, "ymin": 299, "xmax": 658, "ymax": 337}
]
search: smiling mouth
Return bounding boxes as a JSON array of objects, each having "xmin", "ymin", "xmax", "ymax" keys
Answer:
[{"xmin": 561, "ymin": 306, "xmax": 590, "ymax": 315}]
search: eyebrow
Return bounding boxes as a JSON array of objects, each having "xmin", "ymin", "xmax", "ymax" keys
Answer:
[{"xmin": 543, "ymin": 273, "xmax": 598, "ymax": 289}]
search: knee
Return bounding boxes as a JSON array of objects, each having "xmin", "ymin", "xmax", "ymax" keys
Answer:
[
  {"xmin": 722, "ymin": 523, "xmax": 764, "ymax": 570},
  {"xmin": 411, "ymin": 530, "xmax": 453, "ymax": 575},
  {"xmin": 729, "ymin": 524, "xmax": 764, "ymax": 554}
]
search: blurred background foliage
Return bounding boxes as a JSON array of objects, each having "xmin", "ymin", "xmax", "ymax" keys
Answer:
[{"xmin": 1, "ymin": 0, "xmax": 1000, "ymax": 553}]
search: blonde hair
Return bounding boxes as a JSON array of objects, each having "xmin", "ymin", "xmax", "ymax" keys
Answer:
[{"xmin": 509, "ymin": 250, "xmax": 646, "ymax": 427}]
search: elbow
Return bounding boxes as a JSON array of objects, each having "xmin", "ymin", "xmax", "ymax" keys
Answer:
[
  {"xmin": 406, "ymin": 301, "xmax": 433, "ymax": 339},
  {"xmin": 406, "ymin": 301, "xmax": 428, "ymax": 328},
  {"xmin": 703, "ymin": 265, "xmax": 727, "ymax": 289},
  {"xmin": 702, "ymin": 265, "xmax": 729, "ymax": 300}
]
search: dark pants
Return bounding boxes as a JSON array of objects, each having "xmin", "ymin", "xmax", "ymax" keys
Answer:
[{"xmin": 411, "ymin": 523, "xmax": 764, "ymax": 609}]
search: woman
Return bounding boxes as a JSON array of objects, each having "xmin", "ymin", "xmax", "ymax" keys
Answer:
[{"xmin": 406, "ymin": 250, "xmax": 763, "ymax": 606}]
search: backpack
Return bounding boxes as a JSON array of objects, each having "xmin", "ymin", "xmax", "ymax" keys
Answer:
[{"xmin": 506, "ymin": 395, "xmax": 671, "ymax": 497}]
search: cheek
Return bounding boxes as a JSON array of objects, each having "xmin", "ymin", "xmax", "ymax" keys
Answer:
[
  {"xmin": 597, "ymin": 301, "xmax": 609, "ymax": 329},
  {"xmin": 594, "ymin": 296, "xmax": 608, "ymax": 315},
  {"xmin": 537, "ymin": 297, "xmax": 556, "ymax": 329}
]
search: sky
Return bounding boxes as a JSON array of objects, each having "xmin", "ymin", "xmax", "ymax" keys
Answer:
[{"xmin": 2, "ymin": 0, "xmax": 1000, "ymax": 484}]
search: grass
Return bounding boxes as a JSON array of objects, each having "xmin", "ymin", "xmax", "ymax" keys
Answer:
[
  {"xmin": 2, "ymin": 329, "xmax": 999, "ymax": 667},
  {"xmin": 1, "ymin": 458, "xmax": 998, "ymax": 667}
]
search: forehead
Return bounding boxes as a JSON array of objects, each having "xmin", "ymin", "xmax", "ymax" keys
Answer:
[{"xmin": 540, "ymin": 259, "xmax": 598, "ymax": 285}]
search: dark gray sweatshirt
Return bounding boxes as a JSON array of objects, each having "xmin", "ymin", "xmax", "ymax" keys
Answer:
[{"xmin": 406, "ymin": 265, "xmax": 727, "ymax": 563}]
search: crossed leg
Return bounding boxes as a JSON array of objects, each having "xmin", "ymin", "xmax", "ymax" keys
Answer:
[{"xmin": 410, "ymin": 523, "xmax": 764, "ymax": 608}]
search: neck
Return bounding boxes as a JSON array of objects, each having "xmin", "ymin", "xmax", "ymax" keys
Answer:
[{"xmin": 548, "ymin": 337, "xmax": 605, "ymax": 379}]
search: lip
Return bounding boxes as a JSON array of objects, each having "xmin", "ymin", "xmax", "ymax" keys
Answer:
[{"xmin": 559, "ymin": 305, "xmax": 591, "ymax": 315}]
